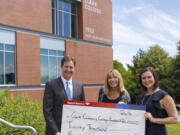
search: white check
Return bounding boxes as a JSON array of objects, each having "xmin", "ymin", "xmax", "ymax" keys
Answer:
[{"xmin": 61, "ymin": 100, "xmax": 145, "ymax": 135}]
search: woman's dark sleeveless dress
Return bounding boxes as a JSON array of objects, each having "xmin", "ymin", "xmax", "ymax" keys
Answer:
[{"xmin": 136, "ymin": 90, "xmax": 168, "ymax": 135}]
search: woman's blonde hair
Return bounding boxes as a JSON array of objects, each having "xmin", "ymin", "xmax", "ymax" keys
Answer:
[{"xmin": 104, "ymin": 69, "xmax": 126, "ymax": 95}]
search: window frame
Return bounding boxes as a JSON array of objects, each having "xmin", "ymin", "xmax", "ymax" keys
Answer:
[
  {"xmin": 0, "ymin": 43, "xmax": 16, "ymax": 86},
  {"xmin": 40, "ymin": 48, "xmax": 64, "ymax": 84},
  {"xmin": 40, "ymin": 37, "xmax": 65, "ymax": 85},
  {"xmin": 0, "ymin": 29, "xmax": 16, "ymax": 86},
  {"xmin": 52, "ymin": 0, "xmax": 78, "ymax": 38}
]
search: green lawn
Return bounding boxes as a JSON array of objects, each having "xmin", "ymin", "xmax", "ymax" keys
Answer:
[
  {"xmin": 167, "ymin": 108, "xmax": 180, "ymax": 135},
  {"xmin": 167, "ymin": 122, "xmax": 180, "ymax": 135}
]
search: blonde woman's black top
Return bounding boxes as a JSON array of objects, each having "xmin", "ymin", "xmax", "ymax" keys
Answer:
[{"xmin": 98, "ymin": 88, "xmax": 131, "ymax": 104}]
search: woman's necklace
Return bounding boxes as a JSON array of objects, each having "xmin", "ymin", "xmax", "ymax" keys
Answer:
[
  {"xmin": 108, "ymin": 90, "xmax": 120, "ymax": 100},
  {"xmin": 141, "ymin": 94, "xmax": 153, "ymax": 105},
  {"xmin": 141, "ymin": 89, "xmax": 159, "ymax": 105}
]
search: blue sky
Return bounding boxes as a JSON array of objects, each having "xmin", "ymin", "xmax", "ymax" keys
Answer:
[{"xmin": 112, "ymin": 0, "xmax": 180, "ymax": 67}]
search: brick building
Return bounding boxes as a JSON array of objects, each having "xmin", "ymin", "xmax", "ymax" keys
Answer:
[{"xmin": 0, "ymin": 0, "xmax": 113, "ymax": 102}]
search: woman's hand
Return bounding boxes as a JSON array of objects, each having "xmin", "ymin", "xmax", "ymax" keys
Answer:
[
  {"xmin": 118, "ymin": 101, "xmax": 125, "ymax": 104},
  {"xmin": 145, "ymin": 112, "xmax": 155, "ymax": 122},
  {"xmin": 55, "ymin": 132, "xmax": 61, "ymax": 135}
]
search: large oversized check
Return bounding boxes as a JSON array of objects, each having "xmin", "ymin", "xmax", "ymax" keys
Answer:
[{"xmin": 61, "ymin": 100, "xmax": 145, "ymax": 135}]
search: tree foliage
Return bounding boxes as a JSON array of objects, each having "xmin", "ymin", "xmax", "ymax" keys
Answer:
[
  {"xmin": 114, "ymin": 60, "xmax": 136, "ymax": 103},
  {"xmin": 0, "ymin": 88, "xmax": 45, "ymax": 135},
  {"xmin": 128, "ymin": 45, "xmax": 174, "ymax": 94},
  {"xmin": 129, "ymin": 45, "xmax": 172, "ymax": 77},
  {"xmin": 114, "ymin": 43, "xmax": 180, "ymax": 103},
  {"xmin": 171, "ymin": 41, "xmax": 180, "ymax": 103}
]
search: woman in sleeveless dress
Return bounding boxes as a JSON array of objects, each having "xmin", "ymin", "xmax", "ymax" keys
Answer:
[{"xmin": 136, "ymin": 67, "xmax": 178, "ymax": 135}]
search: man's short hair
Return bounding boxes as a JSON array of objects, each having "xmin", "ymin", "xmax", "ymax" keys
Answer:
[{"xmin": 61, "ymin": 56, "xmax": 76, "ymax": 67}]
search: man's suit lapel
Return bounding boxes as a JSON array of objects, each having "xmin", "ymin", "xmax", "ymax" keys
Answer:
[
  {"xmin": 57, "ymin": 77, "xmax": 68, "ymax": 99},
  {"xmin": 72, "ymin": 80, "xmax": 77, "ymax": 99},
  {"xmin": 58, "ymin": 77, "xmax": 77, "ymax": 100}
]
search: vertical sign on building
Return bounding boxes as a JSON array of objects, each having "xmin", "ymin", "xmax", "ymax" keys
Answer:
[{"xmin": 82, "ymin": 0, "xmax": 112, "ymax": 45}]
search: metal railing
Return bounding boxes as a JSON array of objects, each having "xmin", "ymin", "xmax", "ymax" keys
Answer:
[{"xmin": 0, "ymin": 118, "xmax": 37, "ymax": 135}]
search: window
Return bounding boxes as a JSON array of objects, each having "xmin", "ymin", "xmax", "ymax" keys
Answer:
[
  {"xmin": 0, "ymin": 29, "xmax": 15, "ymax": 86},
  {"xmin": 40, "ymin": 37, "xmax": 65, "ymax": 84},
  {"xmin": 52, "ymin": 0, "xmax": 77, "ymax": 38},
  {"xmin": 0, "ymin": 43, "xmax": 15, "ymax": 85},
  {"xmin": 40, "ymin": 49, "xmax": 64, "ymax": 84}
]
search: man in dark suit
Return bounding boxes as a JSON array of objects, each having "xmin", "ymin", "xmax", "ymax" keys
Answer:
[{"xmin": 43, "ymin": 56, "xmax": 85, "ymax": 135}]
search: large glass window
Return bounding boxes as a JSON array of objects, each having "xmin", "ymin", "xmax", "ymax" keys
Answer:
[
  {"xmin": 0, "ymin": 43, "xmax": 15, "ymax": 85},
  {"xmin": 52, "ymin": 0, "xmax": 77, "ymax": 38},
  {"xmin": 40, "ymin": 48, "xmax": 64, "ymax": 84}
]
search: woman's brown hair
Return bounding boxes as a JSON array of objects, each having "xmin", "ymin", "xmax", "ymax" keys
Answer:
[{"xmin": 139, "ymin": 67, "xmax": 159, "ymax": 91}]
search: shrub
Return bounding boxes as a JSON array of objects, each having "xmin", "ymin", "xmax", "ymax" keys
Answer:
[{"xmin": 0, "ymin": 87, "xmax": 45, "ymax": 135}]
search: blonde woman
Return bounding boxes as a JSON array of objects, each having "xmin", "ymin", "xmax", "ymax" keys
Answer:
[{"xmin": 98, "ymin": 69, "xmax": 131, "ymax": 104}]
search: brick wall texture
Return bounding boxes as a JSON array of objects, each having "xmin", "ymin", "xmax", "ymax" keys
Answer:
[
  {"xmin": 16, "ymin": 32, "xmax": 41, "ymax": 86},
  {"xmin": 66, "ymin": 40, "xmax": 113, "ymax": 84},
  {"xmin": 0, "ymin": 0, "xmax": 113, "ymax": 102},
  {"xmin": 0, "ymin": 0, "xmax": 52, "ymax": 33}
]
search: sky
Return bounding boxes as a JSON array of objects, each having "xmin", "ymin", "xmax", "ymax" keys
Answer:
[{"xmin": 112, "ymin": 0, "xmax": 180, "ymax": 67}]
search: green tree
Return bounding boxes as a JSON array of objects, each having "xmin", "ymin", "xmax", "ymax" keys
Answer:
[
  {"xmin": 128, "ymin": 45, "xmax": 174, "ymax": 97},
  {"xmin": 171, "ymin": 41, "xmax": 180, "ymax": 103},
  {"xmin": 113, "ymin": 60, "xmax": 136, "ymax": 103}
]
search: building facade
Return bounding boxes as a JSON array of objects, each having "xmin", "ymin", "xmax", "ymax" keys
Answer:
[{"xmin": 0, "ymin": 0, "xmax": 113, "ymax": 102}]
